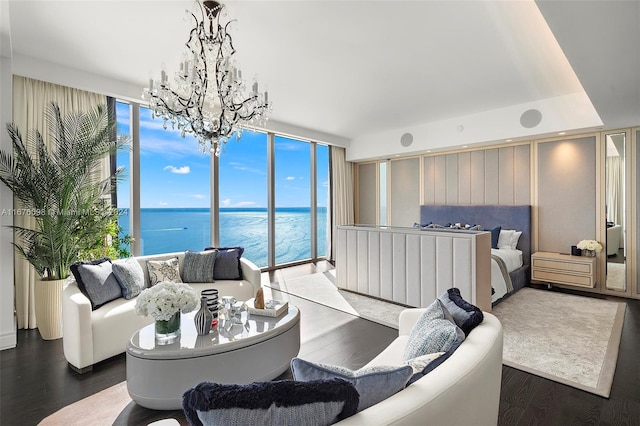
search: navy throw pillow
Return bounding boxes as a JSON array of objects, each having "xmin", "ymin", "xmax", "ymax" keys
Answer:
[
  {"xmin": 205, "ymin": 246, "xmax": 244, "ymax": 280},
  {"xmin": 489, "ymin": 226, "xmax": 501, "ymax": 249},
  {"xmin": 182, "ymin": 379, "xmax": 359, "ymax": 426},
  {"xmin": 70, "ymin": 258, "xmax": 122, "ymax": 310},
  {"xmin": 438, "ymin": 288, "xmax": 484, "ymax": 336}
]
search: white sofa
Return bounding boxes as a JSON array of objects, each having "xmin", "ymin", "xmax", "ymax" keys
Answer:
[
  {"xmin": 62, "ymin": 251, "xmax": 262, "ymax": 373},
  {"xmin": 335, "ymin": 309, "xmax": 503, "ymax": 426}
]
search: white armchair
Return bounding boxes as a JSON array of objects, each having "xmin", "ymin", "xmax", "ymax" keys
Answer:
[{"xmin": 607, "ymin": 224, "xmax": 622, "ymax": 256}]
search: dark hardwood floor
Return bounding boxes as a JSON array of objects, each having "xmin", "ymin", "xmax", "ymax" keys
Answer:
[{"xmin": 1, "ymin": 261, "xmax": 639, "ymax": 425}]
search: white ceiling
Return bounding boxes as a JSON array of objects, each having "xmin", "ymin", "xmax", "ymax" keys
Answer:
[{"xmin": 3, "ymin": 0, "xmax": 639, "ymax": 157}]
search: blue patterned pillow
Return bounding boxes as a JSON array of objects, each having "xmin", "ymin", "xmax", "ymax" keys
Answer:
[
  {"xmin": 291, "ymin": 358, "xmax": 413, "ymax": 411},
  {"xmin": 438, "ymin": 288, "xmax": 484, "ymax": 336},
  {"xmin": 205, "ymin": 246, "xmax": 244, "ymax": 280},
  {"xmin": 182, "ymin": 250, "xmax": 217, "ymax": 283},
  {"xmin": 403, "ymin": 299, "xmax": 465, "ymax": 361},
  {"xmin": 182, "ymin": 379, "xmax": 359, "ymax": 426}
]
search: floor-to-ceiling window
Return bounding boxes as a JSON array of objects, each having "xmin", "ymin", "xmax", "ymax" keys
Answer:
[
  {"xmin": 316, "ymin": 144, "xmax": 329, "ymax": 258},
  {"xmin": 218, "ymin": 131, "xmax": 269, "ymax": 267},
  {"xmin": 274, "ymin": 135, "xmax": 311, "ymax": 264},
  {"xmin": 116, "ymin": 101, "xmax": 330, "ymax": 268}
]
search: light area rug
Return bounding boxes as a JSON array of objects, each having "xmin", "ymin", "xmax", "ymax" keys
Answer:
[
  {"xmin": 492, "ymin": 287, "xmax": 625, "ymax": 397},
  {"xmin": 265, "ymin": 271, "xmax": 406, "ymax": 329},
  {"xmin": 39, "ymin": 381, "xmax": 132, "ymax": 426}
]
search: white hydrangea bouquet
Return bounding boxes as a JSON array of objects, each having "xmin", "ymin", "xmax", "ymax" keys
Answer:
[
  {"xmin": 135, "ymin": 281, "xmax": 198, "ymax": 321},
  {"xmin": 577, "ymin": 239, "xmax": 603, "ymax": 253}
]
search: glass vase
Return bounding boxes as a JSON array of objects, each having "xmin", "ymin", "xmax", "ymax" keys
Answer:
[
  {"xmin": 155, "ymin": 312, "xmax": 180, "ymax": 344},
  {"xmin": 582, "ymin": 249, "xmax": 596, "ymax": 257}
]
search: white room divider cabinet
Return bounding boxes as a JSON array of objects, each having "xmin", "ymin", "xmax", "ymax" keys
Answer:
[{"xmin": 336, "ymin": 225, "xmax": 492, "ymax": 312}]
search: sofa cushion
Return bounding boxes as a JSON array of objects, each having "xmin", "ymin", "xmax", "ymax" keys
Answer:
[
  {"xmin": 147, "ymin": 258, "xmax": 182, "ymax": 285},
  {"xmin": 403, "ymin": 299, "xmax": 465, "ymax": 361},
  {"xmin": 290, "ymin": 358, "xmax": 413, "ymax": 412},
  {"xmin": 404, "ymin": 352, "xmax": 446, "ymax": 375},
  {"xmin": 182, "ymin": 250, "xmax": 217, "ymax": 283},
  {"xmin": 112, "ymin": 257, "xmax": 145, "ymax": 299},
  {"xmin": 438, "ymin": 288, "xmax": 484, "ymax": 336},
  {"xmin": 70, "ymin": 258, "xmax": 122, "ymax": 310},
  {"xmin": 182, "ymin": 379, "xmax": 359, "ymax": 426},
  {"xmin": 205, "ymin": 247, "xmax": 244, "ymax": 280}
]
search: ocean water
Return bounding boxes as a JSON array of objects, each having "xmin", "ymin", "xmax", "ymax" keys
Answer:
[{"xmin": 118, "ymin": 208, "xmax": 327, "ymax": 267}]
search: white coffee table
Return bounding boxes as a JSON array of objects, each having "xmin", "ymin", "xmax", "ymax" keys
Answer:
[{"xmin": 126, "ymin": 306, "xmax": 300, "ymax": 410}]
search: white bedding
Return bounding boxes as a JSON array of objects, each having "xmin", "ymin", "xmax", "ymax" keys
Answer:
[{"xmin": 490, "ymin": 248, "xmax": 523, "ymax": 303}]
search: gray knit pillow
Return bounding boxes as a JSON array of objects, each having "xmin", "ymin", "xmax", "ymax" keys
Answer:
[
  {"xmin": 181, "ymin": 249, "xmax": 217, "ymax": 283},
  {"xmin": 403, "ymin": 299, "xmax": 465, "ymax": 361},
  {"xmin": 112, "ymin": 257, "xmax": 145, "ymax": 299}
]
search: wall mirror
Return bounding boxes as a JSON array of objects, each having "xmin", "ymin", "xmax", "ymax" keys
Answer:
[{"xmin": 605, "ymin": 131, "xmax": 627, "ymax": 292}]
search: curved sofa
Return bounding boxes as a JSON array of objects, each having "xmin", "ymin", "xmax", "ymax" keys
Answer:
[
  {"xmin": 335, "ymin": 309, "xmax": 503, "ymax": 426},
  {"xmin": 62, "ymin": 251, "xmax": 262, "ymax": 373}
]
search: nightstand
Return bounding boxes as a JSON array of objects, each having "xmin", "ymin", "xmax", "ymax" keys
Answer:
[{"xmin": 531, "ymin": 251, "xmax": 596, "ymax": 288}]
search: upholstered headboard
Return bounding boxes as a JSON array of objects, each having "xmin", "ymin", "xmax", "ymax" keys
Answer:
[{"xmin": 419, "ymin": 205, "xmax": 532, "ymax": 266}]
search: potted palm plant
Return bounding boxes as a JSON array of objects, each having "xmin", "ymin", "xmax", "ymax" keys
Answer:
[{"xmin": 0, "ymin": 102, "xmax": 123, "ymax": 339}]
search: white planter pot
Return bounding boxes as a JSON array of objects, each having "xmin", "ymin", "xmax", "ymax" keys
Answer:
[{"xmin": 34, "ymin": 278, "xmax": 65, "ymax": 340}]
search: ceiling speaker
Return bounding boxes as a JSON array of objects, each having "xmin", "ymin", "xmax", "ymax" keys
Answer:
[
  {"xmin": 520, "ymin": 109, "xmax": 542, "ymax": 128},
  {"xmin": 400, "ymin": 132, "xmax": 413, "ymax": 147}
]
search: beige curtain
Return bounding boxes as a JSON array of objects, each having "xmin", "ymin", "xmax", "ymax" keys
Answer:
[
  {"xmin": 12, "ymin": 76, "xmax": 105, "ymax": 330},
  {"xmin": 329, "ymin": 146, "xmax": 354, "ymax": 262}
]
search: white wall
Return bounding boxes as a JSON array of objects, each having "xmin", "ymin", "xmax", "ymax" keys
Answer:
[{"xmin": 1, "ymin": 0, "xmax": 17, "ymax": 349}]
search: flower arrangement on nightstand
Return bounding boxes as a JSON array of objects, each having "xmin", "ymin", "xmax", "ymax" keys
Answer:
[{"xmin": 577, "ymin": 239, "xmax": 603, "ymax": 257}]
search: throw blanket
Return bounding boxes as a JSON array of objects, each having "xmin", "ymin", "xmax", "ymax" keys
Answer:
[{"xmin": 491, "ymin": 254, "xmax": 514, "ymax": 303}]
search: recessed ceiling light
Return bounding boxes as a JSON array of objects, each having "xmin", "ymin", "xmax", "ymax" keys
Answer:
[
  {"xmin": 506, "ymin": 139, "xmax": 512, "ymax": 142},
  {"xmin": 558, "ymin": 132, "xmax": 566, "ymax": 135},
  {"xmin": 462, "ymin": 145, "xmax": 468, "ymax": 148}
]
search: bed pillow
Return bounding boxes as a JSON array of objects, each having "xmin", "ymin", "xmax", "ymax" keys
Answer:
[
  {"xmin": 112, "ymin": 257, "xmax": 145, "ymax": 299},
  {"xmin": 182, "ymin": 249, "xmax": 217, "ymax": 283},
  {"xmin": 147, "ymin": 258, "xmax": 182, "ymax": 285},
  {"xmin": 403, "ymin": 299, "xmax": 465, "ymax": 361},
  {"xmin": 438, "ymin": 287, "xmax": 484, "ymax": 336},
  {"xmin": 70, "ymin": 258, "xmax": 122, "ymax": 310},
  {"xmin": 489, "ymin": 226, "xmax": 502, "ymax": 249},
  {"xmin": 497, "ymin": 229, "xmax": 516, "ymax": 250},
  {"xmin": 510, "ymin": 231, "xmax": 523, "ymax": 250},
  {"xmin": 205, "ymin": 247, "xmax": 244, "ymax": 280},
  {"xmin": 182, "ymin": 379, "xmax": 359, "ymax": 426},
  {"xmin": 290, "ymin": 358, "xmax": 413, "ymax": 412}
]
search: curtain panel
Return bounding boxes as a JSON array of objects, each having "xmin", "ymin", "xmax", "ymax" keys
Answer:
[
  {"xmin": 329, "ymin": 146, "xmax": 354, "ymax": 262},
  {"xmin": 12, "ymin": 75, "xmax": 106, "ymax": 330}
]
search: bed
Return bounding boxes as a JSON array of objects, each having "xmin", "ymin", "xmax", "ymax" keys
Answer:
[{"xmin": 419, "ymin": 205, "xmax": 531, "ymax": 305}]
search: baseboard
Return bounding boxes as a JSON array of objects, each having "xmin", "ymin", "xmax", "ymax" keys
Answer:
[{"xmin": 0, "ymin": 330, "xmax": 17, "ymax": 350}]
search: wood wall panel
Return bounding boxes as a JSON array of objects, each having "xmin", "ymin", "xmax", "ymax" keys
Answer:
[
  {"xmin": 420, "ymin": 145, "xmax": 531, "ymax": 207},
  {"xmin": 514, "ymin": 145, "xmax": 531, "ymax": 205},
  {"xmin": 423, "ymin": 156, "xmax": 435, "ymax": 205},
  {"xmin": 484, "ymin": 149, "xmax": 500, "ymax": 204},
  {"xmin": 499, "ymin": 147, "xmax": 515, "ymax": 205},
  {"xmin": 470, "ymin": 150, "xmax": 486, "ymax": 204},
  {"xmin": 434, "ymin": 156, "xmax": 447, "ymax": 204},
  {"xmin": 458, "ymin": 152, "xmax": 471, "ymax": 204},
  {"xmin": 357, "ymin": 163, "xmax": 377, "ymax": 224},
  {"xmin": 446, "ymin": 154, "xmax": 458, "ymax": 204},
  {"xmin": 390, "ymin": 158, "xmax": 420, "ymax": 226},
  {"xmin": 537, "ymin": 137, "xmax": 596, "ymax": 253}
]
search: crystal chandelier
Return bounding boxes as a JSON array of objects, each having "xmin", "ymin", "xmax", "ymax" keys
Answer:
[{"xmin": 142, "ymin": 0, "xmax": 271, "ymax": 155}]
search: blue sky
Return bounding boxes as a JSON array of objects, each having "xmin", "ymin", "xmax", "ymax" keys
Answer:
[{"xmin": 116, "ymin": 102, "xmax": 328, "ymax": 209}]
